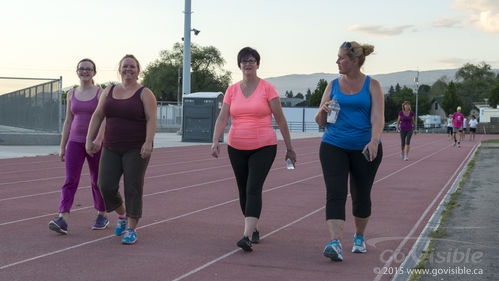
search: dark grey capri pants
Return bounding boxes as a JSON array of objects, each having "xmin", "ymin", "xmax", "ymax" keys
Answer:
[
  {"xmin": 400, "ymin": 130, "xmax": 413, "ymax": 146},
  {"xmin": 98, "ymin": 146, "xmax": 150, "ymax": 219}
]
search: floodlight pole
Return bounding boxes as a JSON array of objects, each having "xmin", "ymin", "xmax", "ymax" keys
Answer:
[{"xmin": 182, "ymin": 0, "xmax": 192, "ymax": 105}]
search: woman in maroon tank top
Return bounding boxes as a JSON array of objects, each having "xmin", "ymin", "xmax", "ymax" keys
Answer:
[
  {"xmin": 48, "ymin": 58, "xmax": 108, "ymax": 235},
  {"xmin": 86, "ymin": 54, "xmax": 157, "ymax": 245}
]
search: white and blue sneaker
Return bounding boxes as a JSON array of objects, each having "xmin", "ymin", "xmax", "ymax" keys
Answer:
[
  {"xmin": 114, "ymin": 216, "xmax": 127, "ymax": 236},
  {"xmin": 121, "ymin": 228, "xmax": 137, "ymax": 244},
  {"xmin": 323, "ymin": 239, "xmax": 343, "ymax": 261},
  {"xmin": 352, "ymin": 234, "xmax": 367, "ymax": 253}
]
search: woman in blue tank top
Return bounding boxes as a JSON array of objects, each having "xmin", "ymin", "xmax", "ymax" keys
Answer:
[{"xmin": 315, "ymin": 41, "xmax": 384, "ymax": 262}]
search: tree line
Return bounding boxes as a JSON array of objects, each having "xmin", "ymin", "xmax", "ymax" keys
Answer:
[
  {"xmin": 305, "ymin": 62, "xmax": 499, "ymax": 123},
  {"xmin": 64, "ymin": 42, "xmax": 499, "ymax": 121}
]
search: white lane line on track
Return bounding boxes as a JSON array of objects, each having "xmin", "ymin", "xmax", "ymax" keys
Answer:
[
  {"xmin": 0, "ymin": 160, "xmax": 320, "ymax": 225},
  {"xmin": 372, "ymin": 142, "xmax": 478, "ymax": 281},
  {"xmin": 0, "ymin": 163, "xmax": 231, "ymax": 187},
  {"xmin": 0, "ymin": 149, "xmax": 323, "ymax": 186},
  {"xmin": 172, "ymin": 207, "xmax": 325, "ymax": 281},
  {"xmin": 165, "ymin": 141, "xmax": 467, "ymax": 281},
  {"xmin": 0, "ymin": 139, "xmax": 457, "ymax": 271},
  {"xmin": 0, "ymin": 138, "xmax": 430, "ymax": 194},
  {"xmin": 0, "ymin": 174, "xmax": 322, "ymax": 270}
]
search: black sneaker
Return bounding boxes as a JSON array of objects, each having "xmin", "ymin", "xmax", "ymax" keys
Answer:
[
  {"xmin": 237, "ymin": 236, "xmax": 252, "ymax": 252},
  {"xmin": 49, "ymin": 217, "xmax": 68, "ymax": 235},
  {"xmin": 251, "ymin": 230, "xmax": 260, "ymax": 244}
]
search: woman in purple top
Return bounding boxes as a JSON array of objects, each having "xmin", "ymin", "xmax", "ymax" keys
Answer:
[
  {"xmin": 396, "ymin": 101, "xmax": 415, "ymax": 161},
  {"xmin": 49, "ymin": 59, "xmax": 108, "ymax": 235},
  {"xmin": 86, "ymin": 54, "xmax": 157, "ymax": 245}
]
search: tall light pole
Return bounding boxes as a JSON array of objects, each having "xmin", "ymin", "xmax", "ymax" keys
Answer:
[
  {"xmin": 414, "ymin": 71, "xmax": 419, "ymax": 131},
  {"xmin": 182, "ymin": 0, "xmax": 192, "ymax": 104}
]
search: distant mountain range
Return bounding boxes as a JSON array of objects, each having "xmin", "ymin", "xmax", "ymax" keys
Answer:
[{"xmin": 265, "ymin": 69, "xmax": 499, "ymax": 97}]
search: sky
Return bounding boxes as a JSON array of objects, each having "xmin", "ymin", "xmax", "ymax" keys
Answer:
[{"xmin": 1, "ymin": 0, "xmax": 499, "ymax": 93}]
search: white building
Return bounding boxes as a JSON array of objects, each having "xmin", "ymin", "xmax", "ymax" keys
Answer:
[{"xmin": 480, "ymin": 106, "xmax": 499, "ymax": 122}]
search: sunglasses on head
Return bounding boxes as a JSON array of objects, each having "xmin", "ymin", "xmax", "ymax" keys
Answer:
[{"xmin": 342, "ymin": 41, "xmax": 354, "ymax": 52}]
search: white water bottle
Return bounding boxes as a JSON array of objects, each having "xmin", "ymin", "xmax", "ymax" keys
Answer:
[{"xmin": 327, "ymin": 100, "xmax": 340, "ymax": 123}]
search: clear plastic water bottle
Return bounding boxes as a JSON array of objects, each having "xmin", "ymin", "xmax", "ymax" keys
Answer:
[{"xmin": 327, "ymin": 100, "xmax": 340, "ymax": 123}]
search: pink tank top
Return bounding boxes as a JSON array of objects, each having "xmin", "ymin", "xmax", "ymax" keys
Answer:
[
  {"xmin": 224, "ymin": 79, "xmax": 279, "ymax": 150},
  {"xmin": 68, "ymin": 88, "xmax": 101, "ymax": 143}
]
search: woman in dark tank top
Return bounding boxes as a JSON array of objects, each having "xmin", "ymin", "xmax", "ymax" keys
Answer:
[{"xmin": 86, "ymin": 54, "xmax": 157, "ymax": 245}]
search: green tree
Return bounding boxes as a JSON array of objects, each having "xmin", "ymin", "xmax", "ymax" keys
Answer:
[
  {"xmin": 295, "ymin": 92, "xmax": 304, "ymax": 99},
  {"xmin": 384, "ymin": 95, "xmax": 399, "ymax": 122},
  {"xmin": 309, "ymin": 79, "xmax": 328, "ymax": 107},
  {"xmin": 454, "ymin": 62, "xmax": 495, "ymax": 113},
  {"xmin": 441, "ymin": 81, "xmax": 463, "ymax": 115},
  {"xmin": 489, "ymin": 81, "xmax": 499, "ymax": 108},
  {"xmin": 285, "ymin": 90, "xmax": 294, "ymax": 98},
  {"xmin": 388, "ymin": 85, "xmax": 395, "ymax": 95},
  {"xmin": 305, "ymin": 88, "xmax": 312, "ymax": 102},
  {"xmin": 429, "ymin": 78, "xmax": 447, "ymax": 99},
  {"xmin": 142, "ymin": 42, "xmax": 231, "ymax": 101}
]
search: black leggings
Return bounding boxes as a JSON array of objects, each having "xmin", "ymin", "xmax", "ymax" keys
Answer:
[
  {"xmin": 400, "ymin": 130, "xmax": 413, "ymax": 146},
  {"xmin": 319, "ymin": 142, "xmax": 382, "ymax": 220},
  {"xmin": 228, "ymin": 145, "xmax": 277, "ymax": 218}
]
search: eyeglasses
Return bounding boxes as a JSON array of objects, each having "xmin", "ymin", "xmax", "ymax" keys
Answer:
[
  {"xmin": 341, "ymin": 41, "xmax": 354, "ymax": 52},
  {"xmin": 241, "ymin": 59, "xmax": 257, "ymax": 65},
  {"xmin": 77, "ymin": 68, "xmax": 94, "ymax": 72}
]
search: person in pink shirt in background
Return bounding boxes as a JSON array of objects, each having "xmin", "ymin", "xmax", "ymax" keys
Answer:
[
  {"xmin": 211, "ymin": 47, "xmax": 296, "ymax": 252},
  {"xmin": 452, "ymin": 106, "xmax": 464, "ymax": 148},
  {"xmin": 49, "ymin": 59, "xmax": 107, "ymax": 235}
]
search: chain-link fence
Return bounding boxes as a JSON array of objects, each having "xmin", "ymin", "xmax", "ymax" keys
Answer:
[
  {"xmin": 0, "ymin": 77, "xmax": 62, "ymax": 132},
  {"xmin": 157, "ymin": 102, "xmax": 182, "ymax": 132}
]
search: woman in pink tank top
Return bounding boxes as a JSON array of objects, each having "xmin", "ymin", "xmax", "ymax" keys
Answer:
[
  {"xmin": 49, "ymin": 59, "xmax": 108, "ymax": 235},
  {"xmin": 211, "ymin": 47, "xmax": 296, "ymax": 252}
]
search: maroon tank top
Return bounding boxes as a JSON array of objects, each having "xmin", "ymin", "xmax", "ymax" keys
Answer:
[{"xmin": 103, "ymin": 85, "xmax": 146, "ymax": 148}]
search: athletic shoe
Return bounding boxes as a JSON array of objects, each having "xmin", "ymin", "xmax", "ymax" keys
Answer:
[
  {"xmin": 401, "ymin": 151, "xmax": 404, "ymax": 159},
  {"xmin": 114, "ymin": 216, "xmax": 127, "ymax": 236},
  {"xmin": 404, "ymin": 155, "xmax": 409, "ymax": 161},
  {"xmin": 237, "ymin": 236, "xmax": 253, "ymax": 252},
  {"xmin": 251, "ymin": 230, "xmax": 260, "ymax": 244},
  {"xmin": 92, "ymin": 214, "xmax": 109, "ymax": 230},
  {"xmin": 49, "ymin": 217, "xmax": 68, "ymax": 235},
  {"xmin": 352, "ymin": 234, "xmax": 367, "ymax": 253},
  {"xmin": 121, "ymin": 228, "xmax": 137, "ymax": 244},
  {"xmin": 323, "ymin": 240, "xmax": 343, "ymax": 261}
]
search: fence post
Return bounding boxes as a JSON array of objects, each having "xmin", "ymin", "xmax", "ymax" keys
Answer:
[
  {"xmin": 58, "ymin": 77, "xmax": 62, "ymax": 133},
  {"xmin": 302, "ymin": 108, "xmax": 305, "ymax": 132}
]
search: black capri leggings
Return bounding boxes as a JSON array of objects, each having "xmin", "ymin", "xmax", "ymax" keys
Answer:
[
  {"xmin": 98, "ymin": 146, "xmax": 150, "ymax": 219},
  {"xmin": 400, "ymin": 130, "xmax": 413, "ymax": 146},
  {"xmin": 319, "ymin": 142, "xmax": 382, "ymax": 220},
  {"xmin": 228, "ymin": 145, "xmax": 277, "ymax": 218}
]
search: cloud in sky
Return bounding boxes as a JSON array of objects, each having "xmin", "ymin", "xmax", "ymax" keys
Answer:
[
  {"xmin": 431, "ymin": 17, "xmax": 462, "ymax": 28},
  {"xmin": 435, "ymin": 57, "xmax": 477, "ymax": 68},
  {"xmin": 452, "ymin": 0, "xmax": 499, "ymax": 33},
  {"xmin": 347, "ymin": 24, "xmax": 413, "ymax": 37}
]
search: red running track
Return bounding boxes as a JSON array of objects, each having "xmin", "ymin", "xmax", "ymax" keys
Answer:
[{"xmin": 0, "ymin": 133, "xmax": 496, "ymax": 281}]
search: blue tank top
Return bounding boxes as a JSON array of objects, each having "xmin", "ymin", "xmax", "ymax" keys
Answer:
[{"xmin": 322, "ymin": 76, "xmax": 372, "ymax": 150}]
